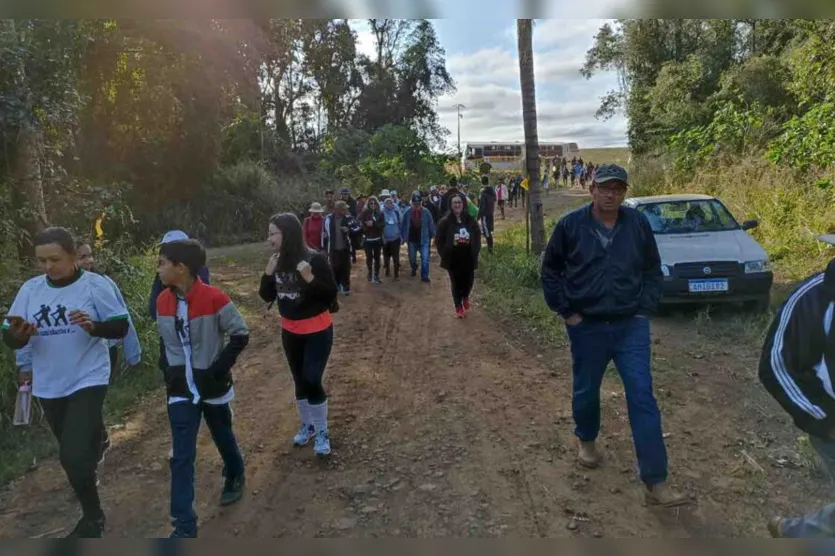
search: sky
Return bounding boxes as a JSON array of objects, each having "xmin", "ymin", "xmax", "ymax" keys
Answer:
[{"xmin": 352, "ymin": 16, "xmax": 628, "ymax": 150}]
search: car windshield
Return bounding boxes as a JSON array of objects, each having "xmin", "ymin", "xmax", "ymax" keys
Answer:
[{"xmin": 637, "ymin": 200, "xmax": 739, "ymax": 234}]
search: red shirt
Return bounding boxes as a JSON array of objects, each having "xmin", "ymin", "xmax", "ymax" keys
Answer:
[{"xmin": 303, "ymin": 215, "xmax": 324, "ymax": 249}]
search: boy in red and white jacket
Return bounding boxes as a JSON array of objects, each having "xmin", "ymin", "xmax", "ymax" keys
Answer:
[{"xmin": 156, "ymin": 239, "xmax": 249, "ymax": 538}]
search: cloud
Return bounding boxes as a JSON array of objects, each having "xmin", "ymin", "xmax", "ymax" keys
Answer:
[{"xmin": 439, "ymin": 19, "xmax": 627, "ymax": 148}]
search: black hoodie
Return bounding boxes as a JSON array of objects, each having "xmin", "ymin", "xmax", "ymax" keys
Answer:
[
  {"xmin": 477, "ymin": 186, "xmax": 497, "ymax": 221},
  {"xmin": 760, "ymin": 259, "xmax": 835, "ymax": 438}
]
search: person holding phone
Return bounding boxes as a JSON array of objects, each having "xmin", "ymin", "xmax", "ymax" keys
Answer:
[
  {"xmin": 15, "ymin": 239, "xmax": 141, "ymax": 466},
  {"xmin": 1, "ymin": 227, "xmax": 129, "ymax": 537},
  {"xmin": 259, "ymin": 213, "xmax": 338, "ymax": 456}
]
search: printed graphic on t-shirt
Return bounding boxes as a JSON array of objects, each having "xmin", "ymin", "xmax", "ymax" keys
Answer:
[
  {"xmin": 454, "ymin": 226, "xmax": 471, "ymax": 245},
  {"xmin": 275, "ymin": 272, "xmax": 302, "ymax": 301},
  {"xmin": 33, "ymin": 303, "xmax": 77, "ymax": 337},
  {"xmin": 175, "ymin": 314, "xmax": 191, "ymax": 348}
]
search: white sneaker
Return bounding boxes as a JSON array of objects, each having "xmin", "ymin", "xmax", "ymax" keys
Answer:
[
  {"xmin": 293, "ymin": 424, "xmax": 315, "ymax": 446},
  {"xmin": 313, "ymin": 430, "xmax": 331, "ymax": 456}
]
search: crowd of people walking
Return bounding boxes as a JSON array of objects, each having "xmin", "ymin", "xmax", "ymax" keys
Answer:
[{"xmin": 3, "ymin": 161, "xmax": 835, "ymax": 539}]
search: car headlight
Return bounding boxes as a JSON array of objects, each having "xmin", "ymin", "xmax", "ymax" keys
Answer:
[
  {"xmin": 661, "ymin": 264, "xmax": 670, "ymax": 277},
  {"xmin": 745, "ymin": 260, "xmax": 770, "ymax": 273}
]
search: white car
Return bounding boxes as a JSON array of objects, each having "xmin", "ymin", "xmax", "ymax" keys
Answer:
[{"xmin": 624, "ymin": 194, "xmax": 773, "ymax": 310}]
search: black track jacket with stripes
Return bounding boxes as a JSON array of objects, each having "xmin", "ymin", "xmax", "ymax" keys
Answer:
[{"xmin": 759, "ymin": 259, "xmax": 835, "ymax": 438}]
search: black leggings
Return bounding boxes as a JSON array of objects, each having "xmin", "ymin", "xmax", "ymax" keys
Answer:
[
  {"xmin": 448, "ymin": 263, "xmax": 475, "ymax": 309},
  {"xmin": 365, "ymin": 240, "xmax": 382, "ymax": 276},
  {"xmin": 383, "ymin": 239, "xmax": 401, "ymax": 276},
  {"xmin": 40, "ymin": 385, "xmax": 108, "ymax": 520},
  {"xmin": 281, "ymin": 326, "xmax": 333, "ymax": 405}
]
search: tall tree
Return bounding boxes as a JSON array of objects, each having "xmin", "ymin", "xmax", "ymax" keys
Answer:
[
  {"xmin": 516, "ymin": 19, "xmax": 545, "ymax": 257},
  {"xmin": 0, "ymin": 20, "xmax": 88, "ymax": 257}
]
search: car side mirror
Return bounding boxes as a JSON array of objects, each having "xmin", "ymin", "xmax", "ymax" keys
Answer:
[{"xmin": 742, "ymin": 220, "xmax": 759, "ymax": 231}]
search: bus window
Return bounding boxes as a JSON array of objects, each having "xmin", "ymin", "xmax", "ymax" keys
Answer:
[{"xmin": 568, "ymin": 143, "xmax": 578, "ymax": 151}]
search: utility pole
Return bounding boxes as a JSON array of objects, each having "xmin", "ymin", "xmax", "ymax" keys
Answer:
[{"xmin": 455, "ymin": 103, "xmax": 465, "ymax": 156}]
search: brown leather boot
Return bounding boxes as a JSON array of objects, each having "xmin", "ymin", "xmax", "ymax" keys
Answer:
[
  {"xmin": 578, "ymin": 440, "xmax": 602, "ymax": 468},
  {"xmin": 767, "ymin": 517, "xmax": 784, "ymax": 537},
  {"xmin": 645, "ymin": 482, "xmax": 688, "ymax": 507}
]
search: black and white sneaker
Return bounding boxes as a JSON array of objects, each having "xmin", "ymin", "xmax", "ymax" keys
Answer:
[
  {"xmin": 220, "ymin": 475, "xmax": 246, "ymax": 506},
  {"xmin": 66, "ymin": 515, "xmax": 105, "ymax": 538}
]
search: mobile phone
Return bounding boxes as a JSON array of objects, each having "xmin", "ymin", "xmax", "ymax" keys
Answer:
[{"xmin": 0, "ymin": 315, "xmax": 25, "ymax": 326}]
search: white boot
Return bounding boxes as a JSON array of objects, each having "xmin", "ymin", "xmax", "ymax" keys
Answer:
[
  {"xmin": 309, "ymin": 401, "xmax": 331, "ymax": 456},
  {"xmin": 293, "ymin": 399, "xmax": 315, "ymax": 446}
]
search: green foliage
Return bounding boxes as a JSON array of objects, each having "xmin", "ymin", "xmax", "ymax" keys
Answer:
[
  {"xmin": 767, "ymin": 101, "xmax": 835, "ymax": 171},
  {"xmin": 582, "ymin": 19, "xmax": 835, "ymax": 169},
  {"xmin": 322, "ymin": 124, "xmax": 448, "ymax": 196},
  {"xmin": 669, "ymin": 101, "xmax": 775, "ymax": 172}
]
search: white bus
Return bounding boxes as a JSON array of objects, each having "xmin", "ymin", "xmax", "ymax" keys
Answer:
[{"xmin": 461, "ymin": 141, "xmax": 581, "ymax": 172}]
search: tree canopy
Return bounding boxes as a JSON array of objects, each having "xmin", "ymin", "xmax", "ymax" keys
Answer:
[
  {"xmin": 0, "ymin": 18, "xmax": 455, "ymax": 254},
  {"xmin": 582, "ymin": 19, "xmax": 835, "ymax": 173}
]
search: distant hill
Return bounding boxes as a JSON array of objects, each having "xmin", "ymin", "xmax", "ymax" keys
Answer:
[{"xmin": 581, "ymin": 147, "xmax": 631, "ymax": 169}]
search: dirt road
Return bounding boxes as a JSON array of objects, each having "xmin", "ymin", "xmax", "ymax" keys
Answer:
[{"xmin": 0, "ymin": 189, "xmax": 828, "ymax": 537}]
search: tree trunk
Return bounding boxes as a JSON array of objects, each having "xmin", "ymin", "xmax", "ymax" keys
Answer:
[
  {"xmin": 517, "ymin": 19, "xmax": 546, "ymax": 257},
  {"xmin": 13, "ymin": 124, "xmax": 49, "ymax": 259}
]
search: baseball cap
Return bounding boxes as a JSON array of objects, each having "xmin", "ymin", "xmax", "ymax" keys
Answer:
[
  {"xmin": 411, "ymin": 192, "xmax": 422, "ymax": 203},
  {"xmin": 592, "ymin": 164, "xmax": 629, "ymax": 186},
  {"xmin": 159, "ymin": 230, "xmax": 189, "ymax": 245},
  {"xmin": 339, "ymin": 186, "xmax": 350, "ymax": 194},
  {"xmin": 380, "ymin": 189, "xmax": 391, "ymax": 198}
]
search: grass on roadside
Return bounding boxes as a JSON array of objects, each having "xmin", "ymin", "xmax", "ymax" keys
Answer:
[{"xmin": 0, "ymin": 250, "xmax": 161, "ymax": 487}]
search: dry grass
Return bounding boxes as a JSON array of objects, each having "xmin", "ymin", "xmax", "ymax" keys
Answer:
[{"xmin": 581, "ymin": 147, "xmax": 632, "ymax": 169}]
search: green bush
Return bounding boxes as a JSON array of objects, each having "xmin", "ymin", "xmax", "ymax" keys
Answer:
[{"xmin": 139, "ymin": 161, "xmax": 328, "ymax": 246}]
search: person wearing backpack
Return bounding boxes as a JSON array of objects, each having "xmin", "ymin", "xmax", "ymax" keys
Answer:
[
  {"xmin": 381, "ymin": 197, "xmax": 403, "ymax": 280},
  {"xmin": 260, "ymin": 213, "xmax": 339, "ymax": 457}
]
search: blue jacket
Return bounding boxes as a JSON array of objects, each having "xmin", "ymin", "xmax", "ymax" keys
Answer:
[
  {"xmin": 149, "ymin": 266, "xmax": 210, "ymax": 320},
  {"xmin": 16, "ymin": 274, "xmax": 142, "ymax": 370},
  {"xmin": 541, "ymin": 203, "xmax": 662, "ymax": 320},
  {"xmin": 400, "ymin": 206, "xmax": 436, "ymax": 246},
  {"xmin": 381, "ymin": 206, "xmax": 402, "ymax": 242}
]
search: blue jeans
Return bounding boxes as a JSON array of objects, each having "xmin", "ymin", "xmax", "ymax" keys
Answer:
[
  {"xmin": 408, "ymin": 241, "xmax": 430, "ymax": 279},
  {"xmin": 168, "ymin": 401, "xmax": 245, "ymax": 533},
  {"xmin": 567, "ymin": 316, "xmax": 668, "ymax": 486},
  {"xmin": 781, "ymin": 435, "xmax": 835, "ymax": 537}
]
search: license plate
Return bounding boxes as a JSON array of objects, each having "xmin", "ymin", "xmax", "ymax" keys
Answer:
[{"xmin": 688, "ymin": 279, "xmax": 729, "ymax": 293}]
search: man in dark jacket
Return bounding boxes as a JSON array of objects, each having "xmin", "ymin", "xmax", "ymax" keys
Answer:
[
  {"xmin": 440, "ymin": 176, "xmax": 461, "ymax": 217},
  {"xmin": 540, "ymin": 164, "xmax": 686, "ymax": 508},
  {"xmin": 477, "ymin": 175, "xmax": 497, "ymax": 253},
  {"xmin": 762, "ymin": 242, "xmax": 835, "ymax": 537}
]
